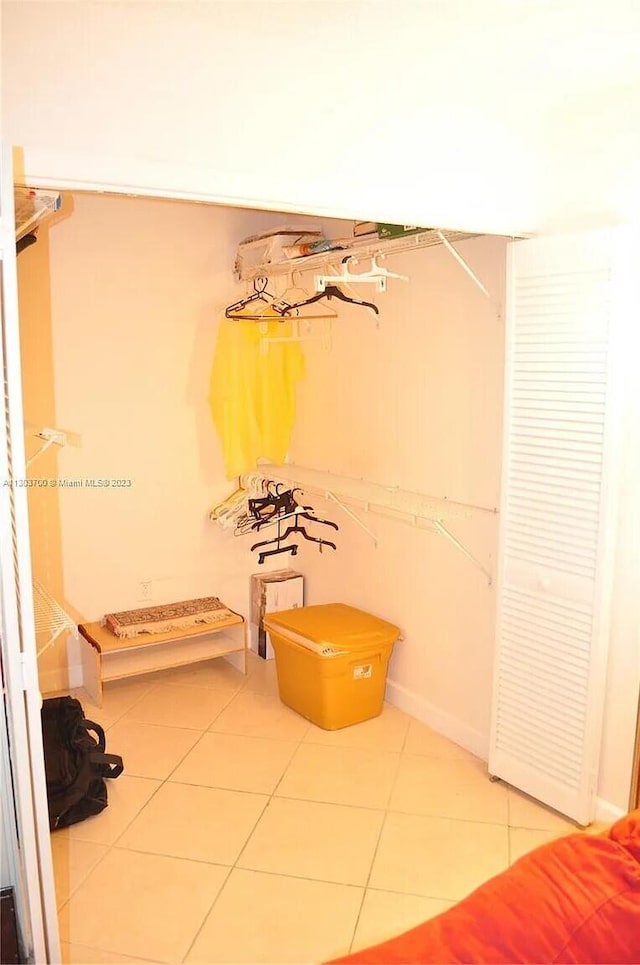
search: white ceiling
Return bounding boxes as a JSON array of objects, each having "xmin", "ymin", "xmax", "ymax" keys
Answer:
[{"xmin": 3, "ymin": 1, "xmax": 640, "ymax": 233}]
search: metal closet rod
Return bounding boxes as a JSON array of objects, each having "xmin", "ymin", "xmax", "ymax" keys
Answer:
[
  {"xmin": 239, "ymin": 226, "xmax": 502, "ymax": 300},
  {"xmin": 244, "ymin": 467, "xmax": 497, "ymax": 584}
]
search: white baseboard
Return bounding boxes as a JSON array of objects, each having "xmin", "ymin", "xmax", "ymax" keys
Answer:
[
  {"xmin": 385, "ymin": 679, "xmax": 629, "ymax": 827},
  {"xmin": 385, "ymin": 677, "xmax": 489, "ymax": 761},
  {"xmin": 595, "ymin": 797, "xmax": 626, "ymax": 825}
]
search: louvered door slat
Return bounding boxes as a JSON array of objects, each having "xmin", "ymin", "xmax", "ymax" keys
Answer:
[{"xmin": 489, "ymin": 232, "xmax": 621, "ymax": 825}]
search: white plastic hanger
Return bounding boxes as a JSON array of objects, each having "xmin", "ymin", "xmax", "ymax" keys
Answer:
[{"xmin": 314, "ymin": 254, "xmax": 409, "ymax": 294}]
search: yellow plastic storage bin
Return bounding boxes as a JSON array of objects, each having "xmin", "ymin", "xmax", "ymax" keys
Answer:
[{"xmin": 263, "ymin": 603, "xmax": 400, "ymax": 730}]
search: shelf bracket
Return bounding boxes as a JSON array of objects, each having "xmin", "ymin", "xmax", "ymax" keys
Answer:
[
  {"xmin": 325, "ymin": 491, "xmax": 378, "ymax": 545},
  {"xmin": 432, "ymin": 520, "xmax": 492, "ymax": 585},
  {"xmin": 436, "ymin": 230, "xmax": 490, "ymax": 298},
  {"xmin": 26, "ymin": 427, "xmax": 67, "ymax": 467}
]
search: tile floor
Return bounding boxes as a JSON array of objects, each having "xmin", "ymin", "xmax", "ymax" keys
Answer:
[{"xmin": 52, "ymin": 653, "xmax": 588, "ymax": 964}]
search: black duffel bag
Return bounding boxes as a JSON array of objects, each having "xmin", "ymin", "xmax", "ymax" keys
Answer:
[{"xmin": 41, "ymin": 696, "xmax": 124, "ymax": 830}]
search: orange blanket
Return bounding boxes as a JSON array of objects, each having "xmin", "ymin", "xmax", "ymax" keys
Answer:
[{"xmin": 331, "ymin": 810, "xmax": 640, "ymax": 964}]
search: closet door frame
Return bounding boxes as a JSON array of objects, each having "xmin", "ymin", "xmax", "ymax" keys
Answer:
[{"xmin": 0, "ymin": 146, "xmax": 60, "ymax": 963}]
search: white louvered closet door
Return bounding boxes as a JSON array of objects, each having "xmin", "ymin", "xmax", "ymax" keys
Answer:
[{"xmin": 489, "ymin": 230, "xmax": 631, "ymax": 826}]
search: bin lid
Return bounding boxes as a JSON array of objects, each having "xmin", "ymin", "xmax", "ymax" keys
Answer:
[{"xmin": 263, "ymin": 603, "xmax": 399, "ymax": 650}]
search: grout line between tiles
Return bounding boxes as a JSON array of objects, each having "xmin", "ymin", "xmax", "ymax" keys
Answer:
[
  {"xmin": 398, "ymin": 716, "xmax": 411, "ymax": 755},
  {"xmin": 54, "ymin": 840, "xmax": 112, "ymax": 918},
  {"xmin": 59, "ymin": 668, "xmax": 523, "ymax": 962},
  {"xmin": 180, "ymin": 865, "xmax": 235, "ymax": 963},
  {"xmin": 61, "ymin": 941, "xmax": 162, "ymax": 965},
  {"xmin": 346, "ymin": 808, "xmax": 390, "ymax": 955},
  {"xmin": 346, "ymin": 740, "xmax": 408, "ymax": 954},
  {"xmin": 383, "ymin": 805, "xmax": 509, "ymax": 828},
  {"xmin": 56, "ymin": 661, "xmax": 273, "ymax": 957},
  {"xmin": 181, "ymin": 710, "xmax": 310, "ymax": 963}
]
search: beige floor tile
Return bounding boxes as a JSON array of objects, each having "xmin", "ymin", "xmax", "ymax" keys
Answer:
[
  {"xmin": 185, "ymin": 868, "xmax": 362, "ymax": 963},
  {"xmin": 390, "ymin": 755, "xmax": 509, "ymax": 824},
  {"xmin": 118, "ymin": 781, "xmax": 268, "ymax": 863},
  {"xmin": 352, "ymin": 889, "xmax": 453, "ymax": 952},
  {"xmin": 403, "ymin": 719, "xmax": 478, "ymax": 760},
  {"xmin": 69, "ymin": 691, "xmax": 120, "ymax": 733},
  {"xmin": 238, "ymin": 797, "xmax": 384, "ymax": 885},
  {"xmin": 58, "ymin": 848, "xmax": 229, "ymax": 963},
  {"xmin": 242, "ymin": 655, "xmax": 280, "ymax": 696},
  {"xmin": 135, "ymin": 663, "xmax": 226, "ymax": 687},
  {"xmin": 508, "ymin": 788, "xmax": 578, "ymax": 832},
  {"xmin": 509, "ymin": 826, "xmax": 565, "ymax": 864},
  {"xmin": 105, "ymin": 719, "xmax": 202, "ymax": 780},
  {"xmin": 50, "ymin": 836, "xmax": 108, "ymax": 908},
  {"xmin": 122, "ymin": 683, "xmax": 233, "ymax": 730},
  {"xmin": 370, "ymin": 812, "xmax": 509, "ymax": 901},
  {"xmin": 170, "ymin": 732, "xmax": 298, "ymax": 793},
  {"xmin": 89, "ymin": 677, "xmax": 157, "ymax": 720},
  {"xmin": 167, "ymin": 657, "xmax": 247, "ymax": 692},
  {"xmin": 584, "ymin": 821, "xmax": 610, "ymax": 836},
  {"xmin": 303, "ymin": 704, "xmax": 411, "ymax": 753},
  {"xmin": 276, "ymin": 743, "xmax": 400, "ymax": 809},
  {"xmin": 209, "ymin": 692, "xmax": 310, "ymax": 741},
  {"xmin": 67, "ymin": 775, "xmax": 161, "ymax": 846},
  {"xmin": 61, "ymin": 942, "xmax": 156, "ymax": 963}
]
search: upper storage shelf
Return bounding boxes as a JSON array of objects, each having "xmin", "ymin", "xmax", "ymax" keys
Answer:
[
  {"xmin": 15, "ymin": 186, "xmax": 61, "ymax": 241},
  {"xmin": 236, "ymin": 227, "xmax": 480, "ymax": 281}
]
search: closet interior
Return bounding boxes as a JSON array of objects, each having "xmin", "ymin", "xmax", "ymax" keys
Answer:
[
  {"xmin": 13, "ymin": 181, "xmax": 640, "ymax": 827},
  {"xmin": 18, "ymin": 189, "xmax": 506, "ymax": 765},
  {"xmin": 9, "ymin": 180, "xmax": 640, "ymax": 964}
]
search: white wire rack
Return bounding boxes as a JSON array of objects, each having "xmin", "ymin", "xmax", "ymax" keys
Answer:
[
  {"xmin": 32, "ymin": 581, "xmax": 77, "ymax": 657},
  {"xmin": 250, "ymin": 464, "xmax": 498, "ymax": 583},
  {"xmin": 14, "ymin": 187, "xmax": 61, "ymax": 241},
  {"xmin": 236, "ymin": 228, "xmax": 481, "ymax": 282}
]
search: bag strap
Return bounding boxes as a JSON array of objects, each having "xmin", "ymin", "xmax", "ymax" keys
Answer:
[
  {"xmin": 83, "ymin": 719, "xmax": 106, "ymax": 752},
  {"xmin": 89, "ymin": 751, "xmax": 124, "ymax": 779}
]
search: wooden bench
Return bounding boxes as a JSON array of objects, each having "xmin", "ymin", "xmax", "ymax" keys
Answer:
[{"xmin": 77, "ymin": 611, "xmax": 247, "ymax": 706}]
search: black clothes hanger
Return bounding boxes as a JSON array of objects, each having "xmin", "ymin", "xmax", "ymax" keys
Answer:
[
  {"xmin": 246, "ymin": 481, "xmax": 338, "ymax": 562},
  {"xmin": 249, "ymin": 493, "xmax": 299, "ymax": 523},
  {"xmin": 258, "ymin": 544, "xmax": 298, "ymax": 565},
  {"xmin": 297, "ymin": 510, "xmax": 339, "ymax": 531},
  {"xmin": 225, "ymin": 276, "xmax": 277, "ymax": 320},
  {"xmin": 251, "ymin": 505, "xmax": 315, "ymax": 531},
  {"xmin": 278, "ymin": 520, "xmax": 336, "ymax": 549},
  {"xmin": 252, "ymin": 511, "xmax": 300, "ymax": 563},
  {"xmin": 280, "ymin": 284, "xmax": 379, "ymax": 317}
]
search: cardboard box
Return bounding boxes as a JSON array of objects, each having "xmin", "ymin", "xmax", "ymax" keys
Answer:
[
  {"xmin": 249, "ymin": 570, "xmax": 304, "ymax": 659},
  {"xmin": 376, "ymin": 223, "xmax": 430, "ymax": 239}
]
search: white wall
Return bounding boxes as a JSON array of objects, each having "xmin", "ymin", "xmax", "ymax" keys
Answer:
[
  {"xmin": 540, "ymin": 82, "xmax": 640, "ymax": 234},
  {"xmin": 289, "ymin": 237, "xmax": 506, "ymax": 754},
  {"xmin": 597, "ymin": 334, "xmax": 640, "ymax": 814}
]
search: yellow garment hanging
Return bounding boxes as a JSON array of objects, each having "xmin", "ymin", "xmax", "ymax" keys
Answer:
[{"xmin": 209, "ymin": 310, "xmax": 304, "ymax": 479}]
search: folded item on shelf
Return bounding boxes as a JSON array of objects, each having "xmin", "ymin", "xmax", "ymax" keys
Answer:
[
  {"xmin": 236, "ymin": 227, "xmax": 323, "ymax": 275},
  {"xmin": 282, "ymin": 238, "xmax": 352, "ymax": 259},
  {"xmin": 102, "ymin": 596, "xmax": 234, "ymax": 638}
]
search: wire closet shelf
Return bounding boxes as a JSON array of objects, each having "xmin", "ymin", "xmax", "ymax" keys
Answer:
[
  {"xmin": 243, "ymin": 464, "xmax": 498, "ymax": 584},
  {"xmin": 235, "ymin": 228, "xmax": 481, "ymax": 282}
]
